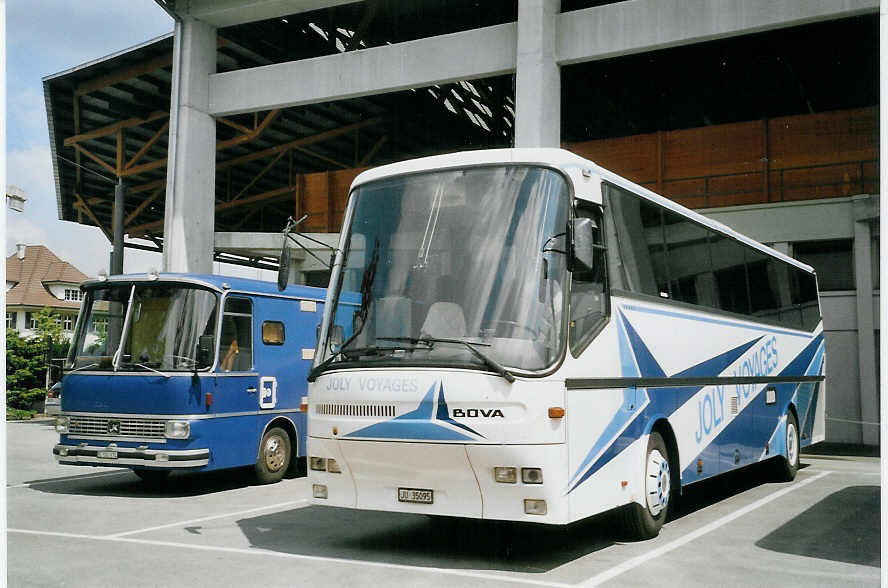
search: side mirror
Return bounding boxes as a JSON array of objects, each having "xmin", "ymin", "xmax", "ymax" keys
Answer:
[
  {"xmin": 197, "ymin": 334, "xmax": 215, "ymax": 367},
  {"xmin": 277, "ymin": 238, "xmax": 292, "ymax": 292},
  {"xmin": 571, "ymin": 217, "xmax": 598, "ymax": 273}
]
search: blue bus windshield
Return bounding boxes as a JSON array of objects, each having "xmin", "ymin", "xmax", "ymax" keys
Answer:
[{"xmin": 68, "ymin": 283, "xmax": 218, "ymax": 372}]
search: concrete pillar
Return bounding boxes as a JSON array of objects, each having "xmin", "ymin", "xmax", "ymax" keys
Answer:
[
  {"xmin": 853, "ymin": 209, "xmax": 878, "ymax": 445},
  {"xmin": 514, "ymin": 0, "xmax": 560, "ymax": 148},
  {"xmin": 162, "ymin": 16, "xmax": 217, "ymax": 274},
  {"xmin": 111, "ymin": 178, "xmax": 125, "ymax": 275}
]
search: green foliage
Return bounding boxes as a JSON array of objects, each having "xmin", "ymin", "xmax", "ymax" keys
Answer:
[
  {"xmin": 6, "ymin": 387, "xmax": 46, "ymax": 410},
  {"xmin": 6, "ymin": 407, "xmax": 36, "ymax": 420},
  {"xmin": 33, "ymin": 307, "xmax": 64, "ymax": 343},
  {"xmin": 6, "ymin": 328, "xmax": 45, "ymax": 391}
]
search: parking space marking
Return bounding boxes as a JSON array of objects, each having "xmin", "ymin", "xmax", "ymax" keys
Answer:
[
  {"xmin": 578, "ymin": 470, "xmax": 832, "ymax": 587},
  {"xmin": 8, "ymin": 470, "xmax": 131, "ymax": 488},
  {"xmin": 106, "ymin": 498, "xmax": 310, "ymax": 538},
  {"xmin": 10, "ymin": 528, "xmax": 572, "ymax": 587},
  {"xmin": 9, "ymin": 470, "xmax": 834, "ymax": 588}
]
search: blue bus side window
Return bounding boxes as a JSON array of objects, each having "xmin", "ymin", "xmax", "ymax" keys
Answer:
[
  {"xmin": 221, "ymin": 297, "xmax": 253, "ymax": 371},
  {"xmin": 262, "ymin": 321, "xmax": 285, "ymax": 345}
]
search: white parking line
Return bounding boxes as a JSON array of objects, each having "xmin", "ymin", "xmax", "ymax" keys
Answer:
[
  {"xmin": 7, "ymin": 470, "xmax": 131, "ymax": 488},
  {"xmin": 9, "ymin": 528, "xmax": 571, "ymax": 588},
  {"xmin": 106, "ymin": 499, "xmax": 310, "ymax": 538},
  {"xmin": 578, "ymin": 470, "xmax": 832, "ymax": 587},
  {"xmin": 9, "ymin": 471, "xmax": 833, "ymax": 588}
]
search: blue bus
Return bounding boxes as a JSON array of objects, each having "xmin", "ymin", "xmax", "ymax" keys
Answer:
[{"xmin": 53, "ymin": 273, "xmax": 326, "ymax": 484}]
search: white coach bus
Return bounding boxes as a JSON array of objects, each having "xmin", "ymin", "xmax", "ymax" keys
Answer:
[{"xmin": 304, "ymin": 148, "xmax": 824, "ymax": 539}]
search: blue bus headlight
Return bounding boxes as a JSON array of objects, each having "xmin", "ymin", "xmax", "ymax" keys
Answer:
[
  {"xmin": 164, "ymin": 421, "xmax": 190, "ymax": 439},
  {"xmin": 54, "ymin": 416, "xmax": 69, "ymax": 434}
]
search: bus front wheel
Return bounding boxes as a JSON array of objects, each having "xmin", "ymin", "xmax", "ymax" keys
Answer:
[
  {"xmin": 776, "ymin": 411, "xmax": 800, "ymax": 482},
  {"xmin": 623, "ymin": 431, "xmax": 671, "ymax": 540},
  {"xmin": 255, "ymin": 427, "xmax": 291, "ymax": 484}
]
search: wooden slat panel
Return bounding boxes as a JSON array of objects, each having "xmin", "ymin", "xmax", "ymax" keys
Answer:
[
  {"xmin": 569, "ymin": 133, "xmax": 658, "ymax": 184},
  {"xmin": 662, "ymin": 120, "xmax": 762, "ymax": 180},
  {"xmin": 780, "ymin": 163, "xmax": 864, "ymax": 201},
  {"xmin": 768, "ymin": 107, "xmax": 878, "ymax": 169},
  {"xmin": 661, "ymin": 178, "xmax": 707, "ymax": 208},
  {"xmin": 707, "ymin": 173, "xmax": 765, "ymax": 207}
]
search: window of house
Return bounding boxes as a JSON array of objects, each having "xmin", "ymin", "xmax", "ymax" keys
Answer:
[
  {"xmin": 27, "ymin": 312, "xmax": 37, "ymax": 330},
  {"xmin": 63, "ymin": 315, "xmax": 74, "ymax": 331},
  {"xmin": 64, "ymin": 288, "xmax": 82, "ymax": 302},
  {"xmin": 6, "ymin": 312, "xmax": 16, "ymax": 329},
  {"xmin": 91, "ymin": 317, "xmax": 108, "ymax": 334}
]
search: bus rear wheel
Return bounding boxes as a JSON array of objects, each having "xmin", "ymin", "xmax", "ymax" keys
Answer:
[
  {"xmin": 776, "ymin": 411, "xmax": 800, "ymax": 482},
  {"xmin": 255, "ymin": 426, "xmax": 291, "ymax": 484},
  {"xmin": 623, "ymin": 431, "xmax": 672, "ymax": 540}
]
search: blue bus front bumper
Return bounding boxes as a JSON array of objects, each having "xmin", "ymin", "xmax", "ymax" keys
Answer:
[{"xmin": 53, "ymin": 443, "xmax": 209, "ymax": 468}]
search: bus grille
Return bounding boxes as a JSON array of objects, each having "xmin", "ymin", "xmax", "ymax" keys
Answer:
[
  {"xmin": 67, "ymin": 416, "xmax": 166, "ymax": 439},
  {"xmin": 315, "ymin": 403, "xmax": 396, "ymax": 417}
]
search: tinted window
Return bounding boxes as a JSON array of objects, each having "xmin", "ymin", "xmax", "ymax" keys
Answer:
[
  {"xmin": 662, "ymin": 210, "xmax": 714, "ymax": 306},
  {"xmin": 710, "ymin": 234, "xmax": 750, "ymax": 315},
  {"xmin": 794, "ymin": 239, "xmax": 854, "ymax": 291},
  {"xmin": 606, "ymin": 184, "xmax": 662, "ymax": 298}
]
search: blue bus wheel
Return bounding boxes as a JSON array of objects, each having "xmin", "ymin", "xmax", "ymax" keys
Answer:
[{"xmin": 255, "ymin": 427, "xmax": 291, "ymax": 484}]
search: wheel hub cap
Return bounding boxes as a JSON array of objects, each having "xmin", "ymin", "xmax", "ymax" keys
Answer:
[
  {"xmin": 646, "ymin": 449, "xmax": 670, "ymax": 516},
  {"xmin": 264, "ymin": 435, "xmax": 285, "ymax": 471}
]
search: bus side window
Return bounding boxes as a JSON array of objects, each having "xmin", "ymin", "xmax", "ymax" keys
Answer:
[
  {"xmin": 220, "ymin": 297, "xmax": 253, "ymax": 371},
  {"xmin": 569, "ymin": 204, "xmax": 608, "ymax": 357}
]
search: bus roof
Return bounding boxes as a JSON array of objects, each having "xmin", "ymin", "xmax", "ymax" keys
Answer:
[
  {"xmin": 350, "ymin": 148, "xmax": 815, "ymax": 275},
  {"xmin": 79, "ymin": 272, "xmax": 327, "ymax": 300}
]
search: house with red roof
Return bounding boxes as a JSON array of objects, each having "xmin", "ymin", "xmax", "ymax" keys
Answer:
[{"xmin": 6, "ymin": 244, "xmax": 92, "ymax": 340}]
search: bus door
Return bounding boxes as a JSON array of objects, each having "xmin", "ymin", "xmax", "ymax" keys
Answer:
[{"xmin": 215, "ymin": 295, "xmax": 259, "ymax": 466}]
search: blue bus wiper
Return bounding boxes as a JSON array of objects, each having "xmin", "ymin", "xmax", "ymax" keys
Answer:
[{"xmin": 128, "ymin": 362, "xmax": 171, "ymax": 379}]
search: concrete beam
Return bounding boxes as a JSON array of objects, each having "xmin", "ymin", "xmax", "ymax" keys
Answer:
[
  {"xmin": 215, "ymin": 231, "xmax": 340, "ymax": 274},
  {"xmin": 556, "ymin": 0, "xmax": 879, "ymax": 65},
  {"xmin": 208, "ymin": 23, "xmax": 516, "ymax": 116},
  {"xmin": 176, "ymin": 0, "xmax": 360, "ymax": 28}
]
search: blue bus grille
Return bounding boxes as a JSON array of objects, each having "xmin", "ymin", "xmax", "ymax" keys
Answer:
[
  {"xmin": 315, "ymin": 403, "xmax": 396, "ymax": 418},
  {"xmin": 67, "ymin": 416, "xmax": 166, "ymax": 440}
]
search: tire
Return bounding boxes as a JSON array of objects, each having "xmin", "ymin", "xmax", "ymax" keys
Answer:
[
  {"xmin": 134, "ymin": 469, "xmax": 171, "ymax": 486},
  {"xmin": 776, "ymin": 411, "xmax": 800, "ymax": 482},
  {"xmin": 622, "ymin": 431, "xmax": 672, "ymax": 540},
  {"xmin": 255, "ymin": 426, "xmax": 291, "ymax": 484}
]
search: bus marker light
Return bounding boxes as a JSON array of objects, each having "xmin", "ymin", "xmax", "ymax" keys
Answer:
[
  {"xmin": 300, "ymin": 396, "xmax": 308, "ymax": 412},
  {"xmin": 310, "ymin": 457, "xmax": 327, "ymax": 471},
  {"xmin": 155, "ymin": 454, "xmax": 169, "ymax": 462},
  {"xmin": 332, "ymin": 427, "xmax": 338, "ymax": 436},
  {"xmin": 548, "ymin": 407, "xmax": 565, "ymax": 419},
  {"xmin": 313, "ymin": 484, "xmax": 328, "ymax": 499},
  {"xmin": 697, "ymin": 459, "xmax": 704, "ymax": 474},
  {"xmin": 621, "ymin": 480, "xmax": 628, "ymax": 488},
  {"xmin": 205, "ymin": 392, "xmax": 212, "ymax": 409},
  {"xmin": 58, "ymin": 447, "xmax": 69, "ymax": 456},
  {"xmin": 494, "ymin": 467, "xmax": 517, "ymax": 483},
  {"xmin": 524, "ymin": 499, "xmax": 547, "ymax": 515},
  {"xmin": 327, "ymin": 458, "xmax": 342, "ymax": 473},
  {"xmin": 521, "ymin": 468, "xmax": 543, "ymax": 484}
]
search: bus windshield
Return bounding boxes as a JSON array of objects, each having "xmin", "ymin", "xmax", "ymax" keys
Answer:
[
  {"xmin": 67, "ymin": 283, "xmax": 218, "ymax": 372},
  {"xmin": 317, "ymin": 165, "xmax": 570, "ymax": 375}
]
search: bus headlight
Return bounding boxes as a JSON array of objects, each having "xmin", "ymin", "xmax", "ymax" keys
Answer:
[
  {"xmin": 326, "ymin": 458, "xmax": 342, "ymax": 473},
  {"xmin": 494, "ymin": 467, "xmax": 517, "ymax": 484},
  {"xmin": 309, "ymin": 456, "xmax": 327, "ymax": 471},
  {"xmin": 54, "ymin": 416, "xmax": 69, "ymax": 434},
  {"xmin": 521, "ymin": 468, "xmax": 543, "ymax": 484},
  {"xmin": 164, "ymin": 421, "xmax": 190, "ymax": 439}
]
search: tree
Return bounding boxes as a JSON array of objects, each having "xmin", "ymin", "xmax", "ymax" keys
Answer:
[{"xmin": 6, "ymin": 328, "xmax": 45, "ymax": 391}]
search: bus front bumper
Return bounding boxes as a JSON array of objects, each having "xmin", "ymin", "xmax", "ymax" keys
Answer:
[{"xmin": 53, "ymin": 443, "xmax": 209, "ymax": 468}]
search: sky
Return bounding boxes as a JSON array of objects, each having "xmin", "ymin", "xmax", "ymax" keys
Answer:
[{"xmin": 5, "ymin": 1, "xmax": 273, "ymax": 280}]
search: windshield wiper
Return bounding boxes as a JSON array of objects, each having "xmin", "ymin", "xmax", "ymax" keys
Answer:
[
  {"xmin": 125, "ymin": 362, "xmax": 171, "ymax": 379},
  {"xmin": 413, "ymin": 336, "xmax": 516, "ymax": 384},
  {"xmin": 67, "ymin": 362, "xmax": 99, "ymax": 373}
]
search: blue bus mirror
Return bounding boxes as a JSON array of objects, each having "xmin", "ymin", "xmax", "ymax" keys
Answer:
[{"xmin": 197, "ymin": 334, "xmax": 215, "ymax": 367}]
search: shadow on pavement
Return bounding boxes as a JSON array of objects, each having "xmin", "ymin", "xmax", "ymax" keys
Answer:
[
  {"xmin": 755, "ymin": 485, "xmax": 880, "ymax": 567},
  {"xmin": 234, "ymin": 459, "xmax": 800, "ymax": 573},
  {"xmin": 237, "ymin": 505, "xmax": 618, "ymax": 573},
  {"xmin": 26, "ymin": 466, "xmax": 277, "ymax": 498}
]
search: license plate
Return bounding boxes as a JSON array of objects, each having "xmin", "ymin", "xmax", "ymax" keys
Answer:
[
  {"xmin": 398, "ymin": 487, "xmax": 433, "ymax": 504},
  {"xmin": 97, "ymin": 450, "xmax": 118, "ymax": 459}
]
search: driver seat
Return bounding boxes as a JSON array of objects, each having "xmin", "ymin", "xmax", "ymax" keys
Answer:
[{"xmin": 421, "ymin": 302, "xmax": 467, "ymax": 339}]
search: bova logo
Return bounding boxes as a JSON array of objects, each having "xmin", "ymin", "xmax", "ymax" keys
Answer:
[{"xmin": 451, "ymin": 408, "xmax": 505, "ymax": 418}]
